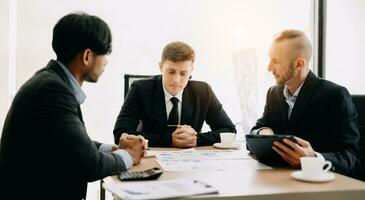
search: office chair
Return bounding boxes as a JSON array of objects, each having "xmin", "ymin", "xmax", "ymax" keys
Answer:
[
  {"xmin": 124, "ymin": 74, "xmax": 155, "ymax": 132},
  {"xmin": 124, "ymin": 74, "xmax": 153, "ymax": 98},
  {"xmin": 351, "ymin": 95, "xmax": 365, "ymax": 181}
]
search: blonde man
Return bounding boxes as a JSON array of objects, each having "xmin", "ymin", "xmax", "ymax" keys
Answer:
[
  {"xmin": 251, "ymin": 29, "xmax": 360, "ymax": 178},
  {"xmin": 114, "ymin": 41, "xmax": 236, "ymax": 147}
]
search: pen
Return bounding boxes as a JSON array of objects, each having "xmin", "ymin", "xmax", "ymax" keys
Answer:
[{"xmin": 167, "ymin": 124, "xmax": 180, "ymax": 127}]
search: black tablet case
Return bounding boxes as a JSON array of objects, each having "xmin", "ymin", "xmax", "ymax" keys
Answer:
[{"xmin": 245, "ymin": 134, "xmax": 296, "ymax": 166}]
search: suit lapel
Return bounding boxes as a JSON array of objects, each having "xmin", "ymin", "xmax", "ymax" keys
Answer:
[
  {"xmin": 153, "ymin": 76, "xmax": 168, "ymax": 129},
  {"xmin": 77, "ymin": 106, "xmax": 84, "ymax": 124},
  {"xmin": 278, "ymin": 87, "xmax": 289, "ymax": 124},
  {"xmin": 46, "ymin": 60, "xmax": 71, "ymax": 88},
  {"xmin": 47, "ymin": 60, "xmax": 85, "ymax": 124},
  {"xmin": 181, "ymin": 84, "xmax": 193, "ymax": 125},
  {"xmin": 289, "ymin": 71, "xmax": 321, "ymax": 123}
]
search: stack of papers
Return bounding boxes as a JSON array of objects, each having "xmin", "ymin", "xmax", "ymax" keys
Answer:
[
  {"xmin": 155, "ymin": 148, "xmax": 271, "ymax": 171},
  {"xmin": 103, "ymin": 179, "xmax": 218, "ymax": 200},
  {"xmin": 155, "ymin": 149, "xmax": 251, "ymax": 160}
]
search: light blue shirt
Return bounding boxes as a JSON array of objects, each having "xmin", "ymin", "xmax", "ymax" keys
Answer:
[
  {"xmin": 56, "ymin": 60, "xmax": 86, "ymax": 104},
  {"xmin": 99, "ymin": 144, "xmax": 133, "ymax": 169},
  {"xmin": 282, "ymin": 82, "xmax": 324, "ymax": 159},
  {"xmin": 283, "ymin": 83, "xmax": 304, "ymax": 119},
  {"xmin": 56, "ymin": 60, "xmax": 133, "ymax": 169}
]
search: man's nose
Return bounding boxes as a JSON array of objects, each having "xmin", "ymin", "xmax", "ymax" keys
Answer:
[
  {"xmin": 172, "ymin": 74, "xmax": 181, "ymax": 83},
  {"xmin": 268, "ymin": 63, "xmax": 272, "ymax": 72}
]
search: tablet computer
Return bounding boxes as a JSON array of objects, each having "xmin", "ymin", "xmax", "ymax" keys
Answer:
[{"xmin": 245, "ymin": 134, "xmax": 297, "ymax": 166}]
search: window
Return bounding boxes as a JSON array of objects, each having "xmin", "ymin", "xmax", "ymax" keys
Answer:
[{"xmin": 326, "ymin": 0, "xmax": 365, "ymax": 94}]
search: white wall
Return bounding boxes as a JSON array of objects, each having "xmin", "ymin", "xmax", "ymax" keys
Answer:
[
  {"xmin": 0, "ymin": 0, "xmax": 10, "ymax": 132},
  {"xmin": 1, "ymin": 0, "xmax": 313, "ymax": 199},
  {"xmin": 326, "ymin": 0, "xmax": 365, "ymax": 94},
  {"xmin": 13, "ymin": 0, "xmax": 313, "ymax": 137}
]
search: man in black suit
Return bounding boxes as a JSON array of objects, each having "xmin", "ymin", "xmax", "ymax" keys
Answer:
[
  {"xmin": 114, "ymin": 41, "xmax": 236, "ymax": 147},
  {"xmin": 251, "ymin": 29, "xmax": 360, "ymax": 177},
  {"xmin": 0, "ymin": 12, "xmax": 146, "ymax": 199}
]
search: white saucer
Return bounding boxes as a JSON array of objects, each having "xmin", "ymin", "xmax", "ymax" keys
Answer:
[
  {"xmin": 213, "ymin": 143, "xmax": 240, "ymax": 149},
  {"xmin": 291, "ymin": 171, "xmax": 335, "ymax": 182}
]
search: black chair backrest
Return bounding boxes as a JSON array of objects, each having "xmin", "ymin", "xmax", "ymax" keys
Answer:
[
  {"xmin": 351, "ymin": 95, "xmax": 365, "ymax": 161},
  {"xmin": 124, "ymin": 74, "xmax": 153, "ymax": 98},
  {"xmin": 351, "ymin": 95, "xmax": 365, "ymax": 180}
]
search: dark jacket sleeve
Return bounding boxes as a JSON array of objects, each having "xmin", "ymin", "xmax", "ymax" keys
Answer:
[
  {"xmin": 37, "ymin": 80, "xmax": 127, "ymax": 181},
  {"xmin": 94, "ymin": 141, "xmax": 103, "ymax": 149},
  {"xmin": 321, "ymin": 86, "xmax": 360, "ymax": 177},
  {"xmin": 250, "ymin": 88, "xmax": 272, "ymax": 134},
  {"xmin": 113, "ymin": 82, "xmax": 142, "ymax": 143},
  {"xmin": 113, "ymin": 82, "xmax": 172, "ymax": 146},
  {"xmin": 197, "ymin": 84, "xmax": 236, "ymax": 146}
]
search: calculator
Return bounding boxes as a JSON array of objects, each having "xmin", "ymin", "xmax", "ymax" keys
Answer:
[{"xmin": 118, "ymin": 167, "xmax": 163, "ymax": 181}]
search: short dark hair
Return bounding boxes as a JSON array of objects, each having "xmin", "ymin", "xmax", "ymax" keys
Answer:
[
  {"xmin": 161, "ymin": 41, "xmax": 195, "ymax": 63},
  {"xmin": 52, "ymin": 12, "xmax": 112, "ymax": 64}
]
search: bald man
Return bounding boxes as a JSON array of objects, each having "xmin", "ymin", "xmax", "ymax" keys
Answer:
[{"xmin": 250, "ymin": 29, "xmax": 360, "ymax": 178}]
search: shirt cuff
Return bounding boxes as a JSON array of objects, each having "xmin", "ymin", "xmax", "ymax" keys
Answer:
[
  {"xmin": 250, "ymin": 127, "xmax": 271, "ymax": 135},
  {"xmin": 114, "ymin": 149, "xmax": 133, "ymax": 169},
  {"xmin": 314, "ymin": 151, "xmax": 325, "ymax": 160},
  {"xmin": 99, "ymin": 143, "xmax": 115, "ymax": 153}
]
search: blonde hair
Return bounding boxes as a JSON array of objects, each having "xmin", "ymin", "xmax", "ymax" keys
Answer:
[
  {"xmin": 161, "ymin": 41, "xmax": 195, "ymax": 63},
  {"xmin": 274, "ymin": 29, "xmax": 312, "ymax": 62}
]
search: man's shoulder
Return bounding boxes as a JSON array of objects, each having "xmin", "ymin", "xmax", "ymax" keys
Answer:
[
  {"xmin": 28, "ymin": 66, "xmax": 66, "ymax": 88},
  {"xmin": 17, "ymin": 65, "xmax": 69, "ymax": 100},
  {"xmin": 182, "ymin": 80, "xmax": 214, "ymax": 98},
  {"xmin": 320, "ymin": 78, "xmax": 345, "ymax": 90},
  {"xmin": 10, "ymin": 65, "xmax": 72, "ymax": 110},
  {"xmin": 266, "ymin": 77, "xmax": 348, "ymax": 96},
  {"xmin": 131, "ymin": 75, "xmax": 160, "ymax": 89},
  {"xmin": 267, "ymin": 84, "xmax": 285, "ymax": 96},
  {"xmin": 318, "ymin": 78, "xmax": 350, "ymax": 97},
  {"xmin": 186, "ymin": 80, "xmax": 210, "ymax": 91},
  {"xmin": 20, "ymin": 65, "xmax": 49, "ymax": 83}
]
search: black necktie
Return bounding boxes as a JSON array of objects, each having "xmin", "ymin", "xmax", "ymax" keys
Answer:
[{"xmin": 167, "ymin": 97, "xmax": 179, "ymax": 132}]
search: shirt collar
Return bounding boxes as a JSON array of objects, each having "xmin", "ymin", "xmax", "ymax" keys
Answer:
[
  {"xmin": 56, "ymin": 60, "xmax": 87, "ymax": 104},
  {"xmin": 162, "ymin": 81, "xmax": 183, "ymax": 103},
  {"xmin": 283, "ymin": 81, "xmax": 304, "ymax": 100}
]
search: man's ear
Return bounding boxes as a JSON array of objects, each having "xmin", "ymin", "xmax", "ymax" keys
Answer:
[
  {"xmin": 295, "ymin": 57, "xmax": 305, "ymax": 70},
  {"xmin": 159, "ymin": 62, "xmax": 163, "ymax": 72},
  {"xmin": 189, "ymin": 66, "xmax": 194, "ymax": 79},
  {"xmin": 81, "ymin": 49, "xmax": 93, "ymax": 66}
]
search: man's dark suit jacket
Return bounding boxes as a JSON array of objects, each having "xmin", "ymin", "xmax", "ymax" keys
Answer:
[
  {"xmin": 113, "ymin": 75, "xmax": 236, "ymax": 147},
  {"xmin": 251, "ymin": 71, "xmax": 360, "ymax": 177},
  {"xmin": 0, "ymin": 60, "xmax": 127, "ymax": 199}
]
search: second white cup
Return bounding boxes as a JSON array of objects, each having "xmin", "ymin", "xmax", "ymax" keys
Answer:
[
  {"xmin": 300, "ymin": 157, "xmax": 332, "ymax": 178},
  {"xmin": 220, "ymin": 132, "xmax": 236, "ymax": 146}
]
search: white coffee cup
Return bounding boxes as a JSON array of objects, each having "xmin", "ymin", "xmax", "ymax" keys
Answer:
[
  {"xmin": 220, "ymin": 132, "xmax": 236, "ymax": 146},
  {"xmin": 300, "ymin": 157, "xmax": 332, "ymax": 178}
]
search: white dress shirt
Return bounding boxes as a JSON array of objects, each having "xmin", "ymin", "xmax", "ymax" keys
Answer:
[{"xmin": 162, "ymin": 82, "xmax": 183, "ymax": 124}]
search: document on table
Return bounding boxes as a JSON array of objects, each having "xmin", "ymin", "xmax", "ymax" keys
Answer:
[
  {"xmin": 103, "ymin": 179, "xmax": 218, "ymax": 200},
  {"xmin": 156, "ymin": 158, "xmax": 271, "ymax": 171},
  {"xmin": 155, "ymin": 148, "xmax": 272, "ymax": 171},
  {"xmin": 155, "ymin": 148, "xmax": 251, "ymax": 161}
]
